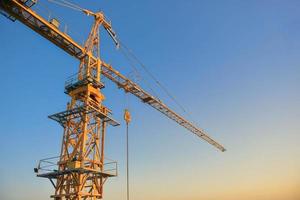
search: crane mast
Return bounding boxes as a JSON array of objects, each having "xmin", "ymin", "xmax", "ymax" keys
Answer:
[
  {"xmin": 47, "ymin": 11, "xmax": 119, "ymax": 199},
  {"xmin": 0, "ymin": 0, "xmax": 226, "ymax": 199}
]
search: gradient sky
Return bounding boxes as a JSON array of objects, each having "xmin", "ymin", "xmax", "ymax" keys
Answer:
[{"xmin": 0, "ymin": 0, "xmax": 299, "ymax": 200}]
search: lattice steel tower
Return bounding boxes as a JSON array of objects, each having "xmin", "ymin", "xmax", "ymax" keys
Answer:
[{"xmin": 37, "ymin": 12, "xmax": 120, "ymax": 200}]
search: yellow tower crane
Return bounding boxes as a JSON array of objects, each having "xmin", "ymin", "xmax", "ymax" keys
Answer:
[{"xmin": 0, "ymin": 0, "xmax": 226, "ymax": 200}]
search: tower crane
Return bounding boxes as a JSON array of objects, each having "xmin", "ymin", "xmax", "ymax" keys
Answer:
[{"xmin": 0, "ymin": 0, "xmax": 226, "ymax": 199}]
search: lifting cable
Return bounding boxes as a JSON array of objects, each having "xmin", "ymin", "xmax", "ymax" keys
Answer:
[
  {"xmin": 119, "ymin": 45, "xmax": 160, "ymax": 99},
  {"xmin": 118, "ymin": 40, "xmax": 196, "ymax": 122},
  {"xmin": 47, "ymin": 0, "xmax": 84, "ymax": 13},
  {"xmin": 124, "ymin": 109, "xmax": 131, "ymax": 200}
]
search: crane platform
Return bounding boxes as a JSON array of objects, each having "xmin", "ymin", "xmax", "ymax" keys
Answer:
[
  {"xmin": 64, "ymin": 73, "xmax": 105, "ymax": 94},
  {"xmin": 49, "ymin": 105, "xmax": 120, "ymax": 127},
  {"xmin": 35, "ymin": 156, "xmax": 118, "ymax": 180}
]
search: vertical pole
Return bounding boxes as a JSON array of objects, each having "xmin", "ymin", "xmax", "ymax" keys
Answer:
[{"xmin": 126, "ymin": 121, "xmax": 129, "ymax": 200}]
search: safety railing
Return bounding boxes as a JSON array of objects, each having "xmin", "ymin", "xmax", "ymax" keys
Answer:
[
  {"xmin": 35, "ymin": 156, "xmax": 60, "ymax": 174},
  {"xmin": 65, "ymin": 72, "xmax": 101, "ymax": 87},
  {"xmin": 35, "ymin": 156, "xmax": 118, "ymax": 177}
]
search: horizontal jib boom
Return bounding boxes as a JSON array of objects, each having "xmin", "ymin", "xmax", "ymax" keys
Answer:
[{"xmin": 101, "ymin": 63, "xmax": 226, "ymax": 152}]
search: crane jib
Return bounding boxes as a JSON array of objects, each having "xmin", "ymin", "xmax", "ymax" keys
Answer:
[{"xmin": 0, "ymin": 0, "xmax": 226, "ymax": 152}]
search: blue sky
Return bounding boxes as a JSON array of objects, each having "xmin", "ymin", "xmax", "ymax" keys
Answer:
[{"xmin": 0, "ymin": 0, "xmax": 299, "ymax": 200}]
